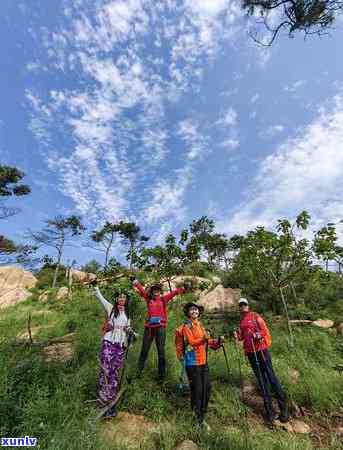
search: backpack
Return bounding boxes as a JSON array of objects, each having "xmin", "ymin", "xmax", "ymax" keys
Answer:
[
  {"xmin": 100, "ymin": 308, "xmax": 114, "ymax": 336},
  {"xmin": 253, "ymin": 313, "xmax": 272, "ymax": 348},
  {"xmin": 175, "ymin": 324, "xmax": 186, "ymax": 359}
]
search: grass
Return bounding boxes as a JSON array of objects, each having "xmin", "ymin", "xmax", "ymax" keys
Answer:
[{"xmin": 0, "ymin": 286, "xmax": 343, "ymax": 449}]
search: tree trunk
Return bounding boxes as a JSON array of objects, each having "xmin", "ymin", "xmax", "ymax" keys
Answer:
[
  {"xmin": 325, "ymin": 259, "xmax": 329, "ymax": 272},
  {"xmin": 129, "ymin": 242, "xmax": 134, "ymax": 270},
  {"xmin": 52, "ymin": 242, "xmax": 64, "ymax": 289},
  {"xmin": 167, "ymin": 278, "xmax": 172, "ymax": 292},
  {"xmin": 279, "ymin": 286, "xmax": 294, "ymax": 348},
  {"xmin": 105, "ymin": 232, "xmax": 114, "ymax": 267}
]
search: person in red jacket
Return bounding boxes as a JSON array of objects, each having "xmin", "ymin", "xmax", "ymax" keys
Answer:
[
  {"xmin": 234, "ymin": 298, "xmax": 289, "ymax": 425},
  {"xmin": 132, "ymin": 278, "xmax": 187, "ymax": 379}
]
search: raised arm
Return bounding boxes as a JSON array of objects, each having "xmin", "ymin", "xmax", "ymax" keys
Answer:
[
  {"xmin": 132, "ymin": 280, "xmax": 150, "ymax": 301},
  {"xmin": 163, "ymin": 287, "xmax": 185, "ymax": 303},
  {"xmin": 93, "ymin": 286, "xmax": 112, "ymax": 316}
]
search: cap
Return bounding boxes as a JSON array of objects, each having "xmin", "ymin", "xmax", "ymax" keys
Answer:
[{"xmin": 238, "ymin": 297, "xmax": 249, "ymax": 306}]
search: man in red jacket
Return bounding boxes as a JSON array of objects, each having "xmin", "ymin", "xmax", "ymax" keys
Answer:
[
  {"xmin": 132, "ymin": 278, "xmax": 186, "ymax": 379},
  {"xmin": 234, "ymin": 298, "xmax": 289, "ymax": 425}
]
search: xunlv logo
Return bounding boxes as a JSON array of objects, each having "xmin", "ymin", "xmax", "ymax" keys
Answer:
[{"xmin": 1, "ymin": 436, "xmax": 37, "ymax": 447}]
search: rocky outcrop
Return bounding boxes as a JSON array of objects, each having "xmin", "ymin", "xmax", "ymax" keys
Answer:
[
  {"xmin": 175, "ymin": 440, "xmax": 199, "ymax": 450},
  {"xmin": 56, "ymin": 287, "xmax": 69, "ymax": 300},
  {"xmin": 0, "ymin": 266, "xmax": 37, "ymax": 309},
  {"xmin": 198, "ymin": 285, "xmax": 241, "ymax": 312},
  {"xmin": 70, "ymin": 269, "xmax": 96, "ymax": 283},
  {"xmin": 312, "ymin": 319, "xmax": 334, "ymax": 329}
]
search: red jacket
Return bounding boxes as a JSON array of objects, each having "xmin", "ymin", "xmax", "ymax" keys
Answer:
[
  {"xmin": 134, "ymin": 282, "xmax": 185, "ymax": 328},
  {"xmin": 237, "ymin": 311, "xmax": 270, "ymax": 354}
]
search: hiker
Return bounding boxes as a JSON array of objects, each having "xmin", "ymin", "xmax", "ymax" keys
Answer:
[
  {"xmin": 91, "ymin": 280, "xmax": 136, "ymax": 419},
  {"xmin": 234, "ymin": 298, "xmax": 289, "ymax": 425},
  {"xmin": 131, "ymin": 277, "xmax": 187, "ymax": 379},
  {"xmin": 175, "ymin": 302, "xmax": 224, "ymax": 430}
]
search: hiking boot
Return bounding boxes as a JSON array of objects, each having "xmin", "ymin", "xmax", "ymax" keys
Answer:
[
  {"xmin": 278, "ymin": 406, "xmax": 289, "ymax": 423},
  {"xmin": 264, "ymin": 412, "xmax": 278, "ymax": 427}
]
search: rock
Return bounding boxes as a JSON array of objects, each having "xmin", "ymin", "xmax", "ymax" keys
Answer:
[
  {"xmin": 336, "ymin": 323, "xmax": 343, "ymax": 335},
  {"xmin": 274, "ymin": 419, "xmax": 310, "ymax": 434},
  {"xmin": 198, "ymin": 285, "xmax": 241, "ymax": 312},
  {"xmin": 71, "ymin": 269, "xmax": 96, "ymax": 283},
  {"xmin": 274, "ymin": 420, "xmax": 294, "ymax": 433},
  {"xmin": 312, "ymin": 319, "xmax": 334, "ymax": 329},
  {"xmin": 211, "ymin": 276, "xmax": 221, "ymax": 284},
  {"xmin": 39, "ymin": 291, "xmax": 50, "ymax": 301},
  {"xmin": 240, "ymin": 381, "xmax": 265, "ymax": 412},
  {"xmin": 101, "ymin": 412, "xmax": 159, "ymax": 449},
  {"xmin": 0, "ymin": 266, "xmax": 37, "ymax": 309},
  {"xmin": 56, "ymin": 287, "xmax": 69, "ymax": 300},
  {"xmin": 291, "ymin": 419, "xmax": 311, "ymax": 434},
  {"xmin": 289, "ymin": 369, "xmax": 300, "ymax": 384},
  {"xmin": 161, "ymin": 276, "xmax": 213, "ymax": 294},
  {"xmin": 175, "ymin": 440, "xmax": 199, "ymax": 450}
]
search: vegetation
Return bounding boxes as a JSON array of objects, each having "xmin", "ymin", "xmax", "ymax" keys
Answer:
[{"xmin": 0, "ymin": 276, "xmax": 342, "ymax": 449}]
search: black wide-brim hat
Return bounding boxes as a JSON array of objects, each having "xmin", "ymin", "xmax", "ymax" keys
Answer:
[
  {"xmin": 183, "ymin": 302, "xmax": 204, "ymax": 316},
  {"xmin": 149, "ymin": 283, "xmax": 163, "ymax": 291}
]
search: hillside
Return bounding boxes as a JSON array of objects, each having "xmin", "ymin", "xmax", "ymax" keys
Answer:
[{"xmin": 0, "ymin": 272, "xmax": 343, "ymax": 450}]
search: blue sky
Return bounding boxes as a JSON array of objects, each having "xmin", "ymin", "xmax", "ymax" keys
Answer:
[{"xmin": 1, "ymin": 0, "xmax": 343, "ymax": 266}]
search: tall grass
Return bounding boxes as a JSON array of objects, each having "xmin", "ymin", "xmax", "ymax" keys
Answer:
[{"xmin": 0, "ymin": 287, "xmax": 342, "ymax": 449}]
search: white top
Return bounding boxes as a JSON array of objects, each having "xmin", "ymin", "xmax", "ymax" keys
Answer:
[{"xmin": 94, "ymin": 287, "xmax": 130, "ymax": 346}]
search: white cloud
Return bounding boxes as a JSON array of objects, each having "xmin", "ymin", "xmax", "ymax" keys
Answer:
[
  {"xmin": 220, "ymin": 138, "xmax": 239, "ymax": 151},
  {"xmin": 259, "ymin": 124, "xmax": 285, "ymax": 139},
  {"xmin": 216, "ymin": 107, "xmax": 238, "ymax": 127},
  {"xmin": 284, "ymin": 80, "xmax": 306, "ymax": 93},
  {"xmin": 178, "ymin": 118, "xmax": 209, "ymax": 160},
  {"xmin": 218, "ymin": 93, "xmax": 343, "ymax": 236}
]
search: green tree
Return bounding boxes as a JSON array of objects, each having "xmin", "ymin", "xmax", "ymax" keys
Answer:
[
  {"xmin": 313, "ymin": 223, "xmax": 337, "ymax": 271},
  {"xmin": 243, "ymin": 0, "xmax": 343, "ymax": 46},
  {"xmin": 0, "ymin": 164, "xmax": 31, "ymax": 219},
  {"xmin": 142, "ymin": 233, "xmax": 185, "ymax": 290},
  {"xmin": 90, "ymin": 221, "xmax": 120, "ymax": 267},
  {"xmin": 116, "ymin": 221, "xmax": 149, "ymax": 270},
  {"xmin": 29, "ymin": 215, "xmax": 86, "ymax": 288},
  {"xmin": 0, "ymin": 165, "xmax": 33, "ymax": 265},
  {"xmin": 81, "ymin": 259, "xmax": 102, "ymax": 274},
  {"xmin": 230, "ymin": 211, "xmax": 312, "ymax": 346}
]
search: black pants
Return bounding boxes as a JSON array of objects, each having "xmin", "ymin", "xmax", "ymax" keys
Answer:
[
  {"xmin": 186, "ymin": 364, "xmax": 211, "ymax": 423},
  {"xmin": 138, "ymin": 327, "xmax": 166, "ymax": 377},
  {"xmin": 247, "ymin": 349, "xmax": 287, "ymax": 421}
]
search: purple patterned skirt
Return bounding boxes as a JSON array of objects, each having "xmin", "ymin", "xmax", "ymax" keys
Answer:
[{"xmin": 97, "ymin": 340, "xmax": 126, "ymax": 408}]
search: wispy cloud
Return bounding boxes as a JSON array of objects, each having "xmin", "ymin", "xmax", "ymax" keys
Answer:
[
  {"xmin": 218, "ymin": 93, "xmax": 343, "ymax": 235},
  {"xmin": 259, "ymin": 124, "xmax": 285, "ymax": 139}
]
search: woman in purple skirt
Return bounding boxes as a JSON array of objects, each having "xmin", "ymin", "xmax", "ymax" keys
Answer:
[{"xmin": 92, "ymin": 281, "xmax": 134, "ymax": 419}]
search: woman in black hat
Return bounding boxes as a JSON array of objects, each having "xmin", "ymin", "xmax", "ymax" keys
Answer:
[{"xmin": 175, "ymin": 302, "xmax": 224, "ymax": 430}]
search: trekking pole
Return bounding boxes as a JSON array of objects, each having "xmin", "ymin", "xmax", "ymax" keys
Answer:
[
  {"xmin": 95, "ymin": 332, "xmax": 134, "ymax": 421},
  {"xmin": 250, "ymin": 337, "xmax": 269, "ymax": 414},
  {"xmin": 234, "ymin": 339, "xmax": 249, "ymax": 449},
  {"xmin": 222, "ymin": 344, "xmax": 231, "ymax": 378}
]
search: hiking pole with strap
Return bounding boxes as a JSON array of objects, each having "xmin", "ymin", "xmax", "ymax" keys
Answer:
[
  {"xmin": 250, "ymin": 336, "xmax": 270, "ymax": 420},
  {"xmin": 95, "ymin": 331, "xmax": 134, "ymax": 421}
]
